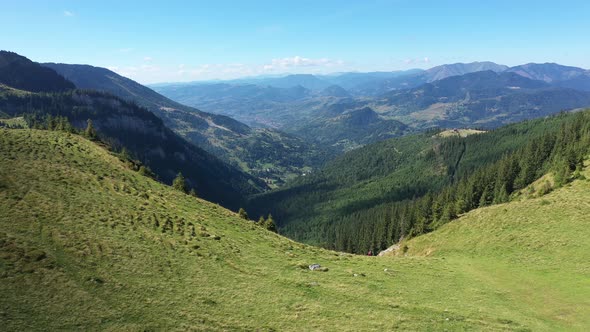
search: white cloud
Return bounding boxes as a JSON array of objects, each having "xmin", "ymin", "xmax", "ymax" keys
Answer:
[
  {"xmin": 263, "ymin": 56, "xmax": 344, "ymax": 71},
  {"xmin": 107, "ymin": 64, "xmax": 161, "ymax": 81},
  {"xmin": 184, "ymin": 63, "xmax": 255, "ymax": 78},
  {"xmin": 404, "ymin": 57, "xmax": 431, "ymax": 65},
  {"xmin": 106, "ymin": 56, "xmax": 347, "ymax": 84},
  {"xmin": 63, "ymin": 10, "xmax": 74, "ymax": 17}
]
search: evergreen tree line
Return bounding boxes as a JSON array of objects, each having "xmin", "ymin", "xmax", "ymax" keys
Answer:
[
  {"xmin": 23, "ymin": 112, "xmax": 104, "ymax": 143},
  {"xmin": 24, "ymin": 113, "xmax": 77, "ymax": 133},
  {"xmin": 325, "ymin": 111, "xmax": 590, "ymax": 254}
]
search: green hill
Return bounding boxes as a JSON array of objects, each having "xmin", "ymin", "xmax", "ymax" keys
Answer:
[{"xmin": 1, "ymin": 128, "xmax": 588, "ymax": 330}]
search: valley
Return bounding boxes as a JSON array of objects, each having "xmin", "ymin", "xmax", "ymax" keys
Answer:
[
  {"xmin": 2, "ymin": 5, "xmax": 590, "ymax": 327},
  {"xmin": 1, "ymin": 128, "xmax": 588, "ymax": 330},
  {"xmin": 43, "ymin": 62, "xmax": 328, "ymax": 186}
]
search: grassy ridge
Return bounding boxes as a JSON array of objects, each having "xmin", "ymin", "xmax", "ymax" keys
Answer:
[{"xmin": 1, "ymin": 129, "xmax": 588, "ymax": 330}]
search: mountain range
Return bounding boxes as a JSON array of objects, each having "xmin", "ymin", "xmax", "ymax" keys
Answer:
[
  {"xmin": 376, "ymin": 70, "xmax": 590, "ymax": 128},
  {"xmin": 153, "ymin": 61, "xmax": 590, "ymax": 150}
]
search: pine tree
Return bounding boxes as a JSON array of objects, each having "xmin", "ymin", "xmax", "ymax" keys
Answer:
[
  {"xmin": 59, "ymin": 116, "xmax": 75, "ymax": 133},
  {"xmin": 238, "ymin": 208, "xmax": 249, "ymax": 220},
  {"xmin": 265, "ymin": 214, "xmax": 277, "ymax": 232},
  {"xmin": 120, "ymin": 147, "xmax": 131, "ymax": 161},
  {"xmin": 172, "ymin": 172, "xmax": 187, "ymax": 193},
  {"xmin": 84, "ymin": 119, "xmax": 97, "ymax": 140},
  {"xmin": 258, "ymin": 216, "xmax": 266, "ymax": 225},
  {"xmin": 493, "ymin": 182, "xmax": 509, "ymax": 204},
  {"xmin": 553, "ymin": 159, "xmax": 571, "ymax": 187},
  {"xmin": 189, "ymin": 188, "xmax": 198, "ymax": 197},
  {"xmin": 479, "ymin": 185, "xmax": 492, "ymax": 207}
]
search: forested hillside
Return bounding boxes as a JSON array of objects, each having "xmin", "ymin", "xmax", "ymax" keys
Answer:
[
  {"xmin": 249, "ymin": 110, "xmax": 590, "ymax": 252},
  {"xmin": 44, "ymin": 63, "xmax": 327, "ymax": 184},
  {"xmin": 0, "ymin": 51, "xmax": 74, "ymax": 93}
]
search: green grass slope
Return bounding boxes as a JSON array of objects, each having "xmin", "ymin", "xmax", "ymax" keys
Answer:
[
  {"xmin": 1, "ymin": 128, "xmax": 588, "ymax": 331},
  {"xmin": 398, "ymin": 166, "xmax": 590, "ymax": 330}
]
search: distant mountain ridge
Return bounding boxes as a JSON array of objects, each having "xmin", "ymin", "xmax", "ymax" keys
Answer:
[
  {"xmin": 154, "ymin": 61, "xmax": 590, "ymax": 147},
  {"xmin": 378, "ymin": 70, "xmax": 590, "ymax": 128},
  {"xmin": 249, "ymin": 73, "xmax": 332, "ymax": 90},
  {"xmin": 424, "ymin": 61, "xmax": 508, "ymax": 82},
  {"xmin": 383, "ymin": 70, "xmax": 550, "ymax": 106},
  {"xmin": 154, "ymin": 61, "xmax": 590, "ymax": 96},
  {"xmin": 153, "ymin": 62, "xmax": 511, "ymax": 97},
  {"xmin": 507, "ymin": 63, "xmax": 587, "ymax": 82},
  {"xmin": 506, "ymin": 63, "xmax": 590, "ymax": 91}
]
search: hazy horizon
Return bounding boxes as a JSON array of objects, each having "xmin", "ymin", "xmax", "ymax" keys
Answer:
[{"xmin": 3, "ymin": 0, "xmax": 589, "ymax": 84}]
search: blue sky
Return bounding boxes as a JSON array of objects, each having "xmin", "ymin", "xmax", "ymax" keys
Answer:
[{"xmin": 2, "ymin": 0, "xmax": 589, "ymax": 83}]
